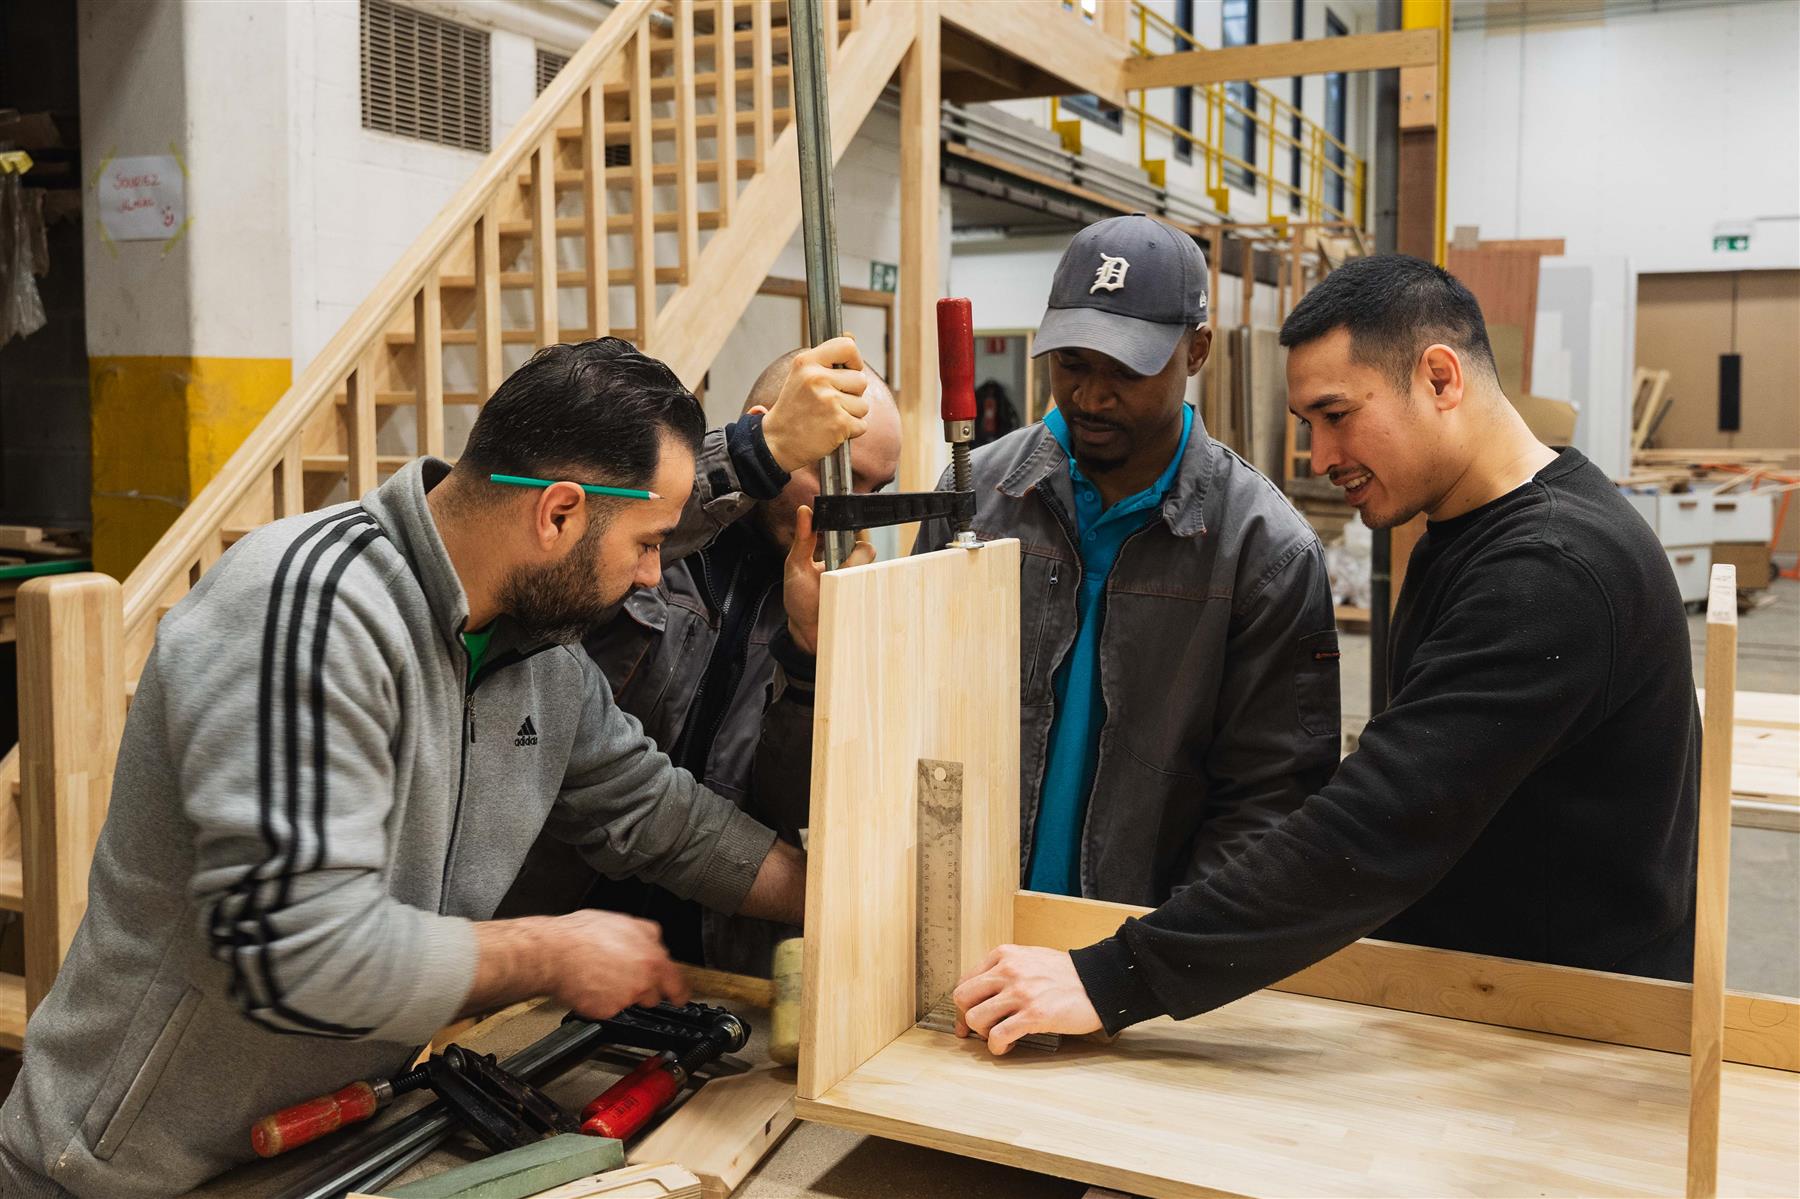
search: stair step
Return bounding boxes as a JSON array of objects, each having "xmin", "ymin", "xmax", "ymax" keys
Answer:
[
  {"xmin": 0, "ymin": 970, "xmax": 23, "ymax": 1049},
  {"xmin": 578, "ymin": 109, "xmax": 785, "ymax": 143},
  {"xmin": 520, "ymin": 158, "xmax": 761, "ymax": 192},
  {"xmin": 332, "ymin": 390, "xmax": 484, "ymax": 407},
  {"xmin": 497, "ymin": 212, "xmax": 722, "ymax": 238},
  {"xmin": 0, "ymin": 855, "xmax": 21, "ymax": 913},
  {"xmin": 439, "ymin": 269, "xmax": 682, "ymax": 291},
  {"xmin": 599, "ymin": 64, "xmax": 791, "ymax": 101},
  {"xmin": 383, "ymin": 327, "xmax": 633, "ymax": 348}
]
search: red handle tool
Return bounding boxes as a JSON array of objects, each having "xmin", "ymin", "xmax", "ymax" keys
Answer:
[
  {"xmin": 936, "ymin": 297, "xmax": 977, "ymax": 429},
  {"xmin": 252, "ymin": 1079, "xmax": 393, "ymax": 1158}
]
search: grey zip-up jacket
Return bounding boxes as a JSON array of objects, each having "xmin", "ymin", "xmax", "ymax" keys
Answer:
[
  {"xmin": 917, "ymin": 416, "xmax": 1340, "ymax": 904},
  {"xmin": 0, "ymin": 455, "xmax": 777, "ymax": 1199}
]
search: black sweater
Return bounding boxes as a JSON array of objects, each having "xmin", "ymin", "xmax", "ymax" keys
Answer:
[{"xmin": 1074, "ymin": 448, "xmax": 1700, "ymax": 1033}]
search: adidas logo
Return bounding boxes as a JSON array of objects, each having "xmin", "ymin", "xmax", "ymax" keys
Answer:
[{"xmin": 514, "ymin": 715, "xmax": 538, "ymax": 747}]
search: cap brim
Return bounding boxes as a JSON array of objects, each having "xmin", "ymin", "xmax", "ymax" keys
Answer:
[{"xmin": 1031, "ymin": 306, "xmax": 1186, "ymax": 376}]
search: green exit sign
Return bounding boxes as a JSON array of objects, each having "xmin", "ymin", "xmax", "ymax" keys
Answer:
[
  {"xmin": 870, "ymin": 261, "xmax": 898, "ymax": 293},
  {"xmin": 1713, "ymin": 234, "xmax": 1750, "ymax": 252}
]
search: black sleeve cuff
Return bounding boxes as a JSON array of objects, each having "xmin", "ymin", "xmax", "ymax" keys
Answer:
[
  {"xmin": 769, "ymin": 625, "xmax": 817, "ymax": 693},
  {"xmin": 725, "ymin": 412, "xmax": 791, "ymax": 501},
  {"xmin": 1070, "ymin": 924, "xmax": 1169, "ymax": 1035}
]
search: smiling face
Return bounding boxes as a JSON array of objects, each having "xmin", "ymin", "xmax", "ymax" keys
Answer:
[
  {"xmin": 1047, "ymin": 328, "xmax": 1208, "ymax": 487},
  {"xmin": 1285, "ymin": 327, "xmax": 1466, "ymax": 530}
]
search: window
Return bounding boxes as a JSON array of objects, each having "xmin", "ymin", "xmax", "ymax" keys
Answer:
[
  {"xmin": 536, "ymin": 48, "xmax": 570, "ymax": 95},
  {"xmin": 1173, "ymin": 0, "xmax": 1195, "ymax": 163},
  {"xmin": 1221, "ymin": 0, "xmax": 1256, "ymax": 191},
  {"xmin": 1290, "ymin": 0, "xmax": 1305, "ymax": 212},
  {"xmin": 1061, "ymin": 94, "xmax": 1124, "ymax": 135},
  {"xmin": 361, "ymin": 0, "xmax": 491, "ymax": 152},
  {"xmin": 1324, "ymin": 11, "xmax": 1348, "ymax": 216}
]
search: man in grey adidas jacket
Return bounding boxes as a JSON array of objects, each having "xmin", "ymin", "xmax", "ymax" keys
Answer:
[{"xmin": 0, "ymin": 336, "xmax": 871, "ymax": 1198}]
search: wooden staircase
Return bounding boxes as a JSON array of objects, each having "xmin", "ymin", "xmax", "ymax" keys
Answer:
[{"xmin": 0, "ymin": 0, "xmax": 924, "ymax": 1044}]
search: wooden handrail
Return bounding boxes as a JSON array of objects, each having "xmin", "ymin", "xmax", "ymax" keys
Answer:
[{"xmin": 118, "ymin": 0, "xmax": 657, "ymax": 639}]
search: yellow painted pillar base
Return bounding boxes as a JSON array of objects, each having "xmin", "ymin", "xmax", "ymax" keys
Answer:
[{"xmin": 89, "ymin": 355, "xmax": 291, "ymax": 579}]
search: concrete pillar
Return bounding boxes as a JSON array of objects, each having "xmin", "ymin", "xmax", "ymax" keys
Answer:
[{"xmin": 79, "ymin": 0, "xmax": 292, "ymax": 578}]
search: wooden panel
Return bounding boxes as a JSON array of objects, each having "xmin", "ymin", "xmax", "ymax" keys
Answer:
[
  {"xmin": 1122, "ymin": 27, "xmax": 1437, "ymax": 91},
  {"xmin": 799, "ymin": 541, "xmax": 1021, "ymax": 1101},
  {"xmin": 1446, "ymin": 246, "xmax": 1542, "ymax": 389},
  {"xmin": 18, "ymin": 574, "xmax": 125, "ymax": 1011},
  {"xmin": 474, "ymin": 204, "xmax": 505, "ymax": 397},
  {"xmin": 1688, "ymin": 567, "xmax": 1738, "ymax": 1198},
  {"xmin": 1012, "ymin": 891, "xmax": 1800, "ymax": 1073},
  {"xmin": 673, "ymin": 0, "xmax": 700, "ymax": 284},
  {"xmin": 532, "ymin": 134, "xmax": 561, "ymax": 348},
  {"xmin": 938, "ymin": 0, "xmax": 1129, "ymax": 106},
  {"xmin": 414, "ymin": 276, "xmax": 445, "ymax": 458},
  {"xmin": 581, "ymin": 85, "xmax": 610, "ymax": 339},
  {"xmin": 626, "ymin": 1065, "xmax": 794, "ymax": 1197},
  {"xmin": 751, "ymin": 0, "xmax": 773, "ymax": 174},
  {"xmin": 715, "ymin": 0, "xmax": 737, "ymax": 229},
  {"xmin": 897, "ymin": 0, "xmax": 941, "ymax": 548},
  {"xmin": 798, "ymin": 993, "xmax": 1800, "ymax": 1198},
  {"xmin": 630, "ymin": 27, "xmax": 657, "ymax": 351},
  {"xmin": 345, "ymin": 351, "xmax": 379, "ymax": 497}
]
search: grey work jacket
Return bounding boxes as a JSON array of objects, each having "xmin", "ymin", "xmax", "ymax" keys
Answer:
[{"xmin": 918, "ymin": 417, "xmax": 1341, "ymax": 905}]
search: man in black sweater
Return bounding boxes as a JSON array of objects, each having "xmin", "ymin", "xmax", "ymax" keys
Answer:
[{"xmin": 953, "ymin": 254, "xmax": 1699, "ymax": 1052}]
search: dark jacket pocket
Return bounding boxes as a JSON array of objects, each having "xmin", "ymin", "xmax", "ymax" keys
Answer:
[
  {"xmin": 93, "ymin": 986, "xmax": 203, "ymax": 1161},
  {"xmin": 1296, "ymin": 629, "xmax": 1341, "ymax": 737}
]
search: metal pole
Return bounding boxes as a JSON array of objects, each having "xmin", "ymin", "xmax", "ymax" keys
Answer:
[{"xmin": 788, "ymin": 0, "xmax": 856, "ymax": 570}]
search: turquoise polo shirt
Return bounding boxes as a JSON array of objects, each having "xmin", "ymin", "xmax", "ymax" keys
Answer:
[{"xmin": 1025, "ymin": 403, "xmax": 1194, "ymax": 896}]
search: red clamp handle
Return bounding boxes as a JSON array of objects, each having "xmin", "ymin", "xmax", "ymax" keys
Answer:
[
  {"xmin": 578, "ymin": 1052, "xmax": 681, "ymax": 1141},
  {"xmin": 251, "ymin": 1081, "xmax": 382, "ymax": 1158},
  {"xmin": 936, "ymin": 298, "xmax": 976, "ymax": 425}
]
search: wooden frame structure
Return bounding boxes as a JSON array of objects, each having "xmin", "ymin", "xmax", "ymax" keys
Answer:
[{"xmin": 796, "ymin": 552, "xmax": 1796, "ymax": 1195}]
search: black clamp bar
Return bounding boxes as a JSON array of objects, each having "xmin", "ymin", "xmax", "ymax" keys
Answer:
[{"xmin": 811, "ymin": 490, "xmax": 975, "ymax": 534}]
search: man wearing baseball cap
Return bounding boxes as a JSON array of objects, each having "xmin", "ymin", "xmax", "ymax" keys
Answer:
[{"xmin": 918, "ymin": 214, "xmax": 1338, "ymax": 912}]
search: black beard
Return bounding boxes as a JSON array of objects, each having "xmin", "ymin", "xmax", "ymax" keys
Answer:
[{"xmin": 498, "ymin": 522, "xmax": 617, "ymax": 645}]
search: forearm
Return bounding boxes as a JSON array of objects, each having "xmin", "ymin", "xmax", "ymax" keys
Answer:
[
  {"xmin": 736, "ymin": 840, "xmax": 806, "ymax": 926},
  {"xmin": 462, "ymin": 916, "xmax": 562, "ymax": 1018}
]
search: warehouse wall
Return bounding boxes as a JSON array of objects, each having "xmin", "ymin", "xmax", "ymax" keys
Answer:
[{"xmin": 1447, "ymin": 0, "xmax": 1800, "ymax": 273}]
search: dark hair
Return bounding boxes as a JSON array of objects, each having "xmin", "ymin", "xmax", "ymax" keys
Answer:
[
  {"xmin": 459, "ymin": 338, "xmax": 705, "ymax": 487},
  {"xmin": 1278, "ymin": 255, "xmax": 1497, "ymax": 390}
]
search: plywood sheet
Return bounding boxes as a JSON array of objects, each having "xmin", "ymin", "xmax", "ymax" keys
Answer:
[
  {"xmin": 798, "ymin": 542, "xmax": 1021, "ymax": 1101},
  {"xmin": 1447, "ymin": 246, "xmax": 1542, "ymax": 386},
  {"xmin": 799, "ymin": 993, "xmax": 1800, "ymax": 1199}
]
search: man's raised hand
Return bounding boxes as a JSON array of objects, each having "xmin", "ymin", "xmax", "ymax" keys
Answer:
[
  {"xmin": 784, "ymin": 504, "xmax": 874, "ymax": 655},
  {"xmin": 760, "ymin": 336, "xmax": 870, "ymax": 474}
]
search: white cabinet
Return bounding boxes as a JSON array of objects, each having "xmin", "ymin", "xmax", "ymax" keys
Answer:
[{"xmin": 1665, "ymin": 545, "xmax": 1713, "ymax": 604}]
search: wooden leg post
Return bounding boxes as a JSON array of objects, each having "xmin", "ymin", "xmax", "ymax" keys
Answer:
[
  {"xmin": 1687, "ymin": 564, "xmax": 1738, "ymax": 1199},
  {"xmin": 17, "ymin": 572, "xmax": 125, "ymax": 1013},
  {"xmin": 897, "ymin": 0, "xmax": 941, "ymax": 553}
]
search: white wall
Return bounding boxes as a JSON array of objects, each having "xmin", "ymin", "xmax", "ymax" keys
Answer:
[{"xmin": 1448, "ymin": 0, "xmax": 1800, "ymax": 273}]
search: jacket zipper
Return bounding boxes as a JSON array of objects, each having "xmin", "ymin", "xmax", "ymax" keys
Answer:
[
  {"xmin": 1025, "ymin": 489, "xmax": 1084, "ymax": 876},
  {"xmin": 1073, "ymin": 518, "xmax": 1160, "ymax": 898},
  {"xmin": 440, "ymin": 640, "xmax": 554, "ymax": 907}
]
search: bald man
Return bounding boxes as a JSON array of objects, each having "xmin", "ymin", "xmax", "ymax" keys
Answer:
[{"xmin": 500, "ymin": 351, "xmax": 902, "ymax": 974}]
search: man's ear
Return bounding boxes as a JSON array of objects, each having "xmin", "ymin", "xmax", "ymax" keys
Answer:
[
  {"xmin": 533, "ymin": 481, "xmax": 588, "ymax": 551},
  {"xmin": 1187, "ymin": 326, "xmax": 1213, "ymax": 376},
  {"xmin": 1418, "ymin": 343, "xmax": 1465, "ymax": 412}
]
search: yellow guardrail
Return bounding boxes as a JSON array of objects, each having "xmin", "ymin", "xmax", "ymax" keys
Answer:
[{"xmin": 1057, "ymin": 1, "xmax": 1366, "ymax": 226}]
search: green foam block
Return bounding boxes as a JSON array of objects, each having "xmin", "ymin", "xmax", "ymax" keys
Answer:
[{"xmin": 381, "ymin": 1134, "xmax": 624, "ymax": 1199}]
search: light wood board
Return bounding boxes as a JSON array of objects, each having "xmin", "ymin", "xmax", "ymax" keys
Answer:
[
  {"xmin": 798, "ymin": 993, "xmax": 1800, "ymax": 1198},
  {"xmin": 627, "ymin": 1066, "xmax": 794, "ymax": 1199},
  {"xmin": 798, "ymin": 541, "xmax": 1020, "ymax": 1101}
]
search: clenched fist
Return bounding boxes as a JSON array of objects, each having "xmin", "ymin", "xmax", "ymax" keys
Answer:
[
  {"xmin": 545, "ymin": 909, "xmax": 691, "ymax": 1019},
  {"xmin": 760, "ymin": 336, "xmax": 871, "ymax": 473}
]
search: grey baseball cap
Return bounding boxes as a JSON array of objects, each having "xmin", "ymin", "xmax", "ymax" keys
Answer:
[{"xmin": 1033, "ymin": 214, "xmax": 1209, "ymax": 376}]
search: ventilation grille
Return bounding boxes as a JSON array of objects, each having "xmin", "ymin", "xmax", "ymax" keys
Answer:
[
  {"xmin": 361, "ymin": 0, "xmax": 491, "ymax": 153},
  {"xmin": 536, "ymin": 47, "xmax": 570, "ymax": 94}
]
